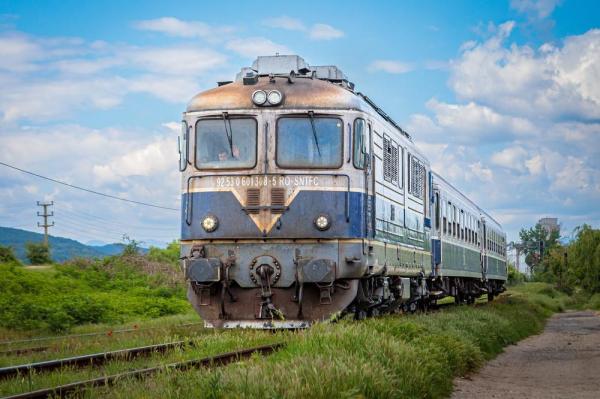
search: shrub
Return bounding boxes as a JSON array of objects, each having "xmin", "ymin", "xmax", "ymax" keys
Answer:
[
  {"xmin": 0, "ymin": 244, "xmax": 20, "ymax": 265},
  {"xmin": 25, "ymin": 242, "xmax": 52, "ymax": 264},
  {"xmin": 0, "ymin": 254, "xmax": 189, "ymax": 332}
]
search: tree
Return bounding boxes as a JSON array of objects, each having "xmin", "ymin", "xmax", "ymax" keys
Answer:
[
  {"xmin": 0, "ymin": 245, "xmax": 20, "ymax": 265},
  {"xmin": 121, "ymin": 234, "xmax": 141, "ymax": 257},
  {"xmin": 568, "ymin": 225, "xmax": 600, "ymax": 294},
  {"xmin": 25, "ymin": 242, "xmax": 52, "ymax": 265},
  {"xmin": 519, "ymin": 223, "xmax": 560, "ymax": 276}
]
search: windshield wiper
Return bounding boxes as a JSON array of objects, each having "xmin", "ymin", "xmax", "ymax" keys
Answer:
[
  {"xmin": 308, "ymin": 111, "xmax": 321, "ymax": 157},
  {"xmin": 222, "ymin": 112, "xmax": 234, "ymax": 157}
]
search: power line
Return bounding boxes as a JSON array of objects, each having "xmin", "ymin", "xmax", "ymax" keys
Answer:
[{"xmin": 0, "ymin": 161, "xmax": 179, "ymax": 211}]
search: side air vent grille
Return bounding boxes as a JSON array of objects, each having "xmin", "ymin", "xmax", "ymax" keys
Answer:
[
  {"xmin": 270, "ymin": 188, "xmax": 286, "ymax": 213},
  {"xmin": 246, "ymin": 188, "xmax": 261, "ymax": 214}
]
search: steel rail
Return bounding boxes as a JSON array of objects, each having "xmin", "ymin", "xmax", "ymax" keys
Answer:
[
  {"xmin": 0, "ymin": 322, "xmax": 203, "ymax": 346},
  {"xmin": 2, "ymin": 343, "xmax": 284, "ymax": 399},
  {"xmin": 0, "ymin": 341, "xmax": 191, "ymax": 380}
]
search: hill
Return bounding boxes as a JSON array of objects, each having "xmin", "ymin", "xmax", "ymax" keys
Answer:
[{"xmin": 0, "ymin": 227, "xmax": 127, "ymax": 263}]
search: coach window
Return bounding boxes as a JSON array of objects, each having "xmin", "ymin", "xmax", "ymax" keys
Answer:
[
  {"xmin": 178, "ymin": 121, "xmax": 188, "ymax": 171},
  {"xmin": 277, "ymin": 116, "xmax": 343, "ymax": 168},
  {"xmin": 195, "ymin": 117, "xmax": 257, "ymax": 170},
  {"xmin": 353, "ymin": 118, "xmax": 368, "ymax": 169}
]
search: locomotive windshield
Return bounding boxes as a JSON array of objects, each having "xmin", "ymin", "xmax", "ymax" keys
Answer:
[
  {"xmin": 276, "ymin": 117, "xmax": 343, "ymax": 168},
  {"xmin": 195, "ymin": 118, "xmax": 257, "ymax": 169}
]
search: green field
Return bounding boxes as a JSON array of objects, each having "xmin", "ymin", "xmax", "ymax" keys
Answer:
[
  {"xmin": 0, "ymin": 254, "xmax": 191, "ymax": 335},
  {"xmin": 0, "ymin": 279, "xmax": 573, "ymax": 399}
]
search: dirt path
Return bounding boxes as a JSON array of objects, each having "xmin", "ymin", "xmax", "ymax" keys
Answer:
[{"xmin": 451, "ymin": 310, "xmax": 600, "ymax": 399}]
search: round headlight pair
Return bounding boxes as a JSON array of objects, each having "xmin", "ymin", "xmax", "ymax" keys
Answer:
[
  {"xmin": 252, "ymin": 90, "xmax": 283, "ymax": 106},
  {"xmin": 202, "ymin": 215, "xmax": 219, "ymax": 232},
  {"xmin": 314, "ymin": 214, "xmax": 331, "ymax": 231}
]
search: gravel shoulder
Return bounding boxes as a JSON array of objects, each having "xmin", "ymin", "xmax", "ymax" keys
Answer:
[{"xmin": 451, "ymin": 310, "xmax": 600, "ymax": 399}]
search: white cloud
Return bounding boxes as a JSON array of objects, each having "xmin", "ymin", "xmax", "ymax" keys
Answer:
[
  {"xmin": 0, "ymin": 76, "xmax": 127, "ymax": 121},
  {"xmin": 409, "ymin": 99, "xmax": 537, "ymax": 143},
  {"xmin": 510, "ymin": 0, "xmax": 561, "ymax": 19},
  {"xmin": 490, "ymin": 146, "xmax": 529, "ymax": 171},
  {"xmin": 0, "ymin": 30, "xmax": 228, "ymax": 121},
  {"xmin": 309, "ymin": 23, "xmax": 344, "ymax": 40},
  {"xmin": 550, "ymin": 156, "xmax": 599, "ymax": 195},
  {"xmin": 262, "ymin": 17, "xmax": 343, "ymax": 41},
  {"xmin": 226, "ymin": 37, "xmax": 291, "ymax": 58},
  {"xmin": 368, "ymin": 60, "xmax": 413, "ymax": 74},
  {"xmin": 450, "ymin": 25, "xmax": 600, "ymax": 121},
  {"xmin": 0, "ymin": 33, "xmax": 42, "ymax": 72},
  {"xmin": 262, "ymin": 16, "xmax": 306, "ymax": 31},
  {"xmin": 134, "ymin": 17, "xmax": 234, "ymax": 41},
  {"xmin": 0, "ymin": 124, "xmax": 180, "ymax": 243},
  {"xmin": 127, "ymin": 46, "xmax": 227, "ymax": 76},
  {"xmin": 408, "ymin": 23, "xmax": 600, "ymax": 239}
]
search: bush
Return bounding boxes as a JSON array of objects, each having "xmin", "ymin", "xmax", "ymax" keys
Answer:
[
  {"xmin": 0, "ymin": 244, "xmax": 20, "ymax": 265},
  {"xmin": 507, "ymin": 262, "xmax": 525, "ymax": 285},
  {"xmin": 25, "ymin": 242, "xmax": 52, "ymax": 264},
  {"xmin": 147, "ymin": 241, "xmax": 180, "ymax": 265},
  {"xmin": 0, "ymin": 254, "xmax": 189, "ymax": 332}
]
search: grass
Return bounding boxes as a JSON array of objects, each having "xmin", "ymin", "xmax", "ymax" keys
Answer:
[
  {"xmin": 96, "ymin": 284, "xmax": 566, "ymax": 398},
  {"xmin": 0, "ymin": 282, "xmax": 577, "ymax": 398},
  {"xmin": 0, "ymin": 256, "xmax": 191, "ymax": 333}
]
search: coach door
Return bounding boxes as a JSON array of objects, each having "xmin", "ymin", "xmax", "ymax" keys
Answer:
[
  {"xmin": 365, "ymin": 123, "xmax": 375, "ymax": 238},
  {"xmin": 481, "ymin": 221, "xmax": 488, "ymax": 279}
]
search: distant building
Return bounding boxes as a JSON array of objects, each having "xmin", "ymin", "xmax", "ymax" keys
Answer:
[{"xmin": 538, "ymin": 217, "xmax": 559, "ymax": 236}]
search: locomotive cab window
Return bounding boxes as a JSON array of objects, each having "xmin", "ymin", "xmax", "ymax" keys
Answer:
[
  {"xmin": 276, "ymin": 116, "xmax": 343, "ymax": 168},
  {"xmin": 195, "ymin": 117, "xmax": 257, "ymax": 169},
  {"xmin": 353, "ymin": 118, "xmax": 368, "ymax": 169}
]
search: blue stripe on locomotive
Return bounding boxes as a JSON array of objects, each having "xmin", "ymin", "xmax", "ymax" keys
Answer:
[{"xmin": 181, "ymin": 190, "xmax": 367, "ymax": 239}]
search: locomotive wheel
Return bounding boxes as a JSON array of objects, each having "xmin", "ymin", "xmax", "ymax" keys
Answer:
[{"xmin": 487, "ymin": 292, "xmax": 494, "ymax": 302}]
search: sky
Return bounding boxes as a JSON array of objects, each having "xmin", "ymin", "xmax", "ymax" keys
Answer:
[{"xmin": 0, "ymin": 0, "xmax": 598, "ymax": 247}]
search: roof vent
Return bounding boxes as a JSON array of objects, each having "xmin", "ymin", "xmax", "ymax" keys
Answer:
[
  {"xmin": 243, "ymin": 72, "xmax": 259, "ymax": 85},
  {"xmin": 252, "ymin": 55, "xmax": 310, "ymax": 75}
]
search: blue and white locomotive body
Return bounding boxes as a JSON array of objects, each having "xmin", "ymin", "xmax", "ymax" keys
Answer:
[{"xmin": 179, "ymin": 55, "xmax": 506, "ymax": 328}]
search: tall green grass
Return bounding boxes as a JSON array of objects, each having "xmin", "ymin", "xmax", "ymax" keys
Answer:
[
  {"xmin": 0, "ymin": 256, "xmax": 191, "ymax": 333},
  {"xmin": 100, "ymin": 284, "xmax": 567, "ymax": 399}
]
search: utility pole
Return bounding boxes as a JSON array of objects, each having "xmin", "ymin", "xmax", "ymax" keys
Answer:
[{"xmin": 37, "ymin": 201, "xmax": 54, "ymax": 246}]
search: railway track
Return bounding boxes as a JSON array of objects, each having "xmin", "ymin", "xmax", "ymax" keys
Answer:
[
  {"xmin": 0, "ymin": 322, "xmax": 204, "ymax": 347},
  {"xmin": 1, "ymin": 343, "xmax": 283, "ymax": 399},
  {"xmin": 0, "ymin": 341, "xmax": 191, "ymax": 380}
]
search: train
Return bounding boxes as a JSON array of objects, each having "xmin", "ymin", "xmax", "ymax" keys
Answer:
[{"xmin": 178, "ymin": 55, "xmax": 507, "ymax": 328}]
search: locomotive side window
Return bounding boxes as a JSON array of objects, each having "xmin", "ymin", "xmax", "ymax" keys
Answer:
[
  {"xmin": 383, "ymin": 135, "xmax": 399, "ymax": 185},
  {"xmin": 178, "ymin": 121, "xmax": 188, "ymax": 171},
  {"xmin": 409, "ymin": 155, "xmax": 426, "ymax": 199},
  {"xmin": 195, "ymin": 118, "xmax": 257, "ymax": 170},
  {"xmin": 276, "ymin": 117, "xmax": 343, "ymax": 168},
  {"xmin": 353, "ymin": 118, "xmax": 368, "ymax": 169}
]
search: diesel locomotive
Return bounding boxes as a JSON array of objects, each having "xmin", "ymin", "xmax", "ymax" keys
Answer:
[{"xmin": 179, "ymin": 55, "xmax": 507, "ymax": 328}]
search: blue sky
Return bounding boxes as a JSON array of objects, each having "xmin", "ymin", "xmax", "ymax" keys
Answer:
[{"xmin": 0, "ymin": 0, "xmax": 598, "ymax": 248}]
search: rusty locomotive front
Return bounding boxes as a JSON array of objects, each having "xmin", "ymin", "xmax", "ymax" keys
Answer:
[{"xmin": 179, "ymin": 55, "xmax": 507, "ymax": 328}]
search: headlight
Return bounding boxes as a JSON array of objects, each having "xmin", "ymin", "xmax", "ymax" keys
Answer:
[
  {"xmin": 202, "ymin": 215, "xmax": 219, "ymax": 232},
  {"xmin": 314, "ymin": 214, "xmax": 331, "ymax": 231},
  {"xmin": 252, "ymin": 90, "xmax": 267, "ymax": 105},
  {"xmin": 267, "ymin": 90, "xmax": 282, "ymax": 105}
]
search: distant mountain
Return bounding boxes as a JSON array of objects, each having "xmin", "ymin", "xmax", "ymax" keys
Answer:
[{"xmin": 0, "ymin": 226, "xmax": 130, "ymax": 263}]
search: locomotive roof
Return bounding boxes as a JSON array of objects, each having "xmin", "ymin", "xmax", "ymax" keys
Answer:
[
  {"xmin": 187, "ymin": 55, "xmax": 412, "ymax": 141},
  {"xmin": 186, "ymin": 76, "xmax": 365, "ymax": 113}
]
